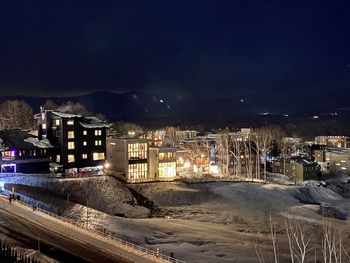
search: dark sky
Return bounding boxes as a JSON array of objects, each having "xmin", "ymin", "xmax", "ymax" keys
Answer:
[{"xmin": 0, "ymin": 1, "xmax": 350, "ymax": 97}]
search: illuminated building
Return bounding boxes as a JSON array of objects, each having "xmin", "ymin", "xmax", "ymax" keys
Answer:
[
  {"xmin": 149, "ymin": 147, "xmax": 177, "ymax": 180},
  {"xmin": 315, "ymin": 148, "xmax": 350, "ymax": 173},
  {"xmin": 0, "ymin": 130, "xmax": 51, "ymax": 173},
  {"xmin": 107, "ymin": 138, "xmax": 149, "ymax": 183},
  {"xmin": 272, "ymin": 157, "xmax": 320, "ymax": 181},
  {"xmin": 176, "ymin": 130, "xmax": 198, "ymax": 141},
  {"xmin": 139, "ymin": 130, "xmax": 165, "ymax": 147},
  {"xmin": 35, "ymin": 110, "xmax": 109, "ymax": 174},
  {"xmin": 176, "ymin": 149, "xmax": 192, "ymax": 173},
  {"xmin": 315, "ymin": 136, "xmax": 350, "ymax": 148}
]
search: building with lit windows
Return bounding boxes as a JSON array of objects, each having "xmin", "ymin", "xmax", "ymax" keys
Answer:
[
  {"xmin": 0, "ymin": 130, "xmax": 51, "ymax": 173},
  {"xmin": 272, "ymin": 157, "xmax": 320, "ymax": 182},
  {"xmin": 315, "ymin": 148, "xmax": 350, "ymax": 174},
  {"xmin": 139, "ymin": 130, "xmax": 165, "ymax": 147},
  {"xmin": 176, "ymin": 130, "xmax": 198, "ymax": 141},
  {"xmin": 149, "ymin": 147, "xmax": 177, "ymax": 181},
  {"xmin": 315, "ymin": 136, "xmax": 350, "ymax": 148},
  {"xmin": 35, "ymin": 110, "xmax": 109, "ymax": 174},
  {"xmin": 176, "ymin": 149, "xmax": 193, "ymax": 174},
  {"xmin": 107, "ymin": 138, "xmax": 149, "ymax": 183}
]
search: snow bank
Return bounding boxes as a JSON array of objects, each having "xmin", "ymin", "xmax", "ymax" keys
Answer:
[
  {"xmin": 294, "ymin": 185, "xmax": 343, "ymax": 204},
  {"xmin": 266, "ymin": 172, "xmax": 295, "ymax": 185},
  {"xmin": 42, "ymin": 176, "xmax": 150, "ymax": 218},
  {"xmin": 320, "ymin": 203, "xmax": 348, "ymax": 220}
]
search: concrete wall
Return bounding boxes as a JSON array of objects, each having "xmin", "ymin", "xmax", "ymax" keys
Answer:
[{"xmin": 148, "ymin": 148, "xmax": 159, "ymax": 180}]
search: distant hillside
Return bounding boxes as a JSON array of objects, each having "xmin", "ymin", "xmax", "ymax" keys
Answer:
[{"xmin": 1, "ymin": 87, "xmax": 349, "ymax": 128}]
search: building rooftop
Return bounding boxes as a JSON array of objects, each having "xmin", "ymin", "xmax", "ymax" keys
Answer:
[
  {"xmin": 79, "ymin": 116, "xmax": 110, "ymax": 128},
  {"xmin": 52, "ymin": 111, "xmax": 82, "ymax": 118},
  {"xmin": 0, "ymin": 130, "xmax": 52, "ymax": 151}
]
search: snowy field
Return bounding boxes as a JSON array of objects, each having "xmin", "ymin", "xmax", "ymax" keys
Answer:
[{"xmin": 0, "ymin": 173, "xmax": 349, "ymax": 262}]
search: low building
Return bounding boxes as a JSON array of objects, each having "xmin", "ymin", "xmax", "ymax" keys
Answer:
[
  {"xmin": 315, "ymin": 148, "xmax": 350, "ymax": 174},
  {"xmin": 139, "ymin": 130, "xmax": 165, "ymax": 147},
  {"xmin": 176, "ymin": 130, "xmax": 198, "ymax": 141},
  {"xmin": 107, "ymin": 138, "xmax": 149, "ymax": 183},
  {"xmin": 176, "ymin": 149, "xmax": 193, "ymax": 174},
  {"xmin": 315, "ymin": 136, "xmax": 350, "ymax": 148},
  {"xmin": 149, "ymin": 147, "xmax": 177, "ymax": 181},
  {"xmin": 273, "ymin": 157, "xmax": 320, "ymax": 181},
  {"xmin": 0, "ymin": 130, "xmax": 51, "ymax": 173}
]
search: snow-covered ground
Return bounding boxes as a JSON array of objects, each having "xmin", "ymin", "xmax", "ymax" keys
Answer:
[{"xmin": 0, "ymin": 173, "xmax": 350, "ymax": 262}]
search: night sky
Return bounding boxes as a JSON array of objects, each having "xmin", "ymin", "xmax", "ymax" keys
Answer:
[{"xmin": 1, "ymin": 1, "xmax": 350, "ymax": 98}]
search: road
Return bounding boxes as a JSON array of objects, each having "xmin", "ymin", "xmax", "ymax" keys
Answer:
[
  {"xmin": 0, "ymin": 196, "xmax": 164, "ymax": 263},
  {"xmin": 0, "ymin": 207, "xmax": 129, "ymax": 263}
]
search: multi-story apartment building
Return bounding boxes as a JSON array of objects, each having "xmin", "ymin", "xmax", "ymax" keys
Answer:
[
  {"xmin": 149, "ymin": 147, "xmax": 177, "ymax": 181},
  {"xmin": 315, "ymin": 136, "xmax": 350, "ymax": 148},
  {"xmin": 107, "ymin": 138, "xmax": 149, "ymax": 183},
  {"xmin": 273, "ymin": 157, "xmax": 320, "ymax": 181},
  {"xmin": 36, "ymin": 110, "xmax": 109, "ymax": 174}
]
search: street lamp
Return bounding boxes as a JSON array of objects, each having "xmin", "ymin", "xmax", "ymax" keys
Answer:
[{"xmin": 103, "ymin": 161, "xmax": 110, "ymax": 175}]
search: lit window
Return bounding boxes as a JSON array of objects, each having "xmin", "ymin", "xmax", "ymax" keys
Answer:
[
  {"xmin": 42, "ymin": 123, "xmax": 46, "ymax": 129},
  {"xmin": 95, "ymin": 140, "xmax": 102, "ymax": 146},
  {"xmin": 67, "ymin": 131, "xmax": 75, "ymax": 139},
  {"xmin": 95, "ymin": 130, "xmax": 102, "ymax": 136},
  {"xmin": 159, "ymin": 152, "xmax": 166, "ymax": 160},
  {"xmin": 83, "ymin": 130, "xmax": 87, "ymax": 135},
  {"xmin": 68, "ymin": 155, "xmax": 75, "ymax": 163},
  {"xmin": 2, "ymin": 151, "xmax": 15, "ymax": 159},
  {"xmin": 159, "ymin": 162, "xmax": 176, "ymax": 178},
  {"xmin": 128, "ymin": 143, "xmax": 147, "ymax": 160},
  {"xmin": 93, "ymin": 152, "xmax": 105, "ymax": 161},
  {"xmin": 128, "ymin": 163, "xmax": 148, "ymax": 181},
  {"xmin": 82, "ymin": 154, "xmax": 88, "ymax": 159},
  {"xmin": 68, "ymin": 142, "xmax": 75, "ymax": 150},
  {"xmin": 56, "ymin": 155, "xmax": 61, "ymax": 163},
  {"xmin": 67, "ymin": 120, "xmax": 74, "ymax": 125},
  {"xmin": 83, "ymin": 141, "xmax": 87, "ymax": 146},
  {"xmin": 55, "ymin": 119, "xmax": 60, "ymax": 126}
]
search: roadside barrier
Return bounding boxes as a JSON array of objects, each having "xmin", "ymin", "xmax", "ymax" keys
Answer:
[{"xmin": 0, "ymin": 194, "xmax": 185, "ymax": 263}]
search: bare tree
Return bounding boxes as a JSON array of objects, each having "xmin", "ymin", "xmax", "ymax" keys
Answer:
[
  {"xmin": 111, "ymin": 121, "xmax": 143, "ymax": 137},
  {"xmin": 164, "ymin": 126, "xmax": 179, "ymax": 147},
  {"xmin": 321, "ymin": 222, "xmax": 350, "ymax": 263},
  {"xmin": 284, "ymin": 219, "xmax": 313, "ymax": 263},
  {"xmin": 0, "ymin": 100, "xmax": 34, "ymax": 130},
  {"xmin": 255, "ymin": 125, "xmax": 286, "ymax": 180},
  {"xmin": 43, "ymin": 100, "xmax": 58, "ymax": 110},
  {"xmin": 270, "ymin": 214, "xmax": 279, "ymax": 263}
]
